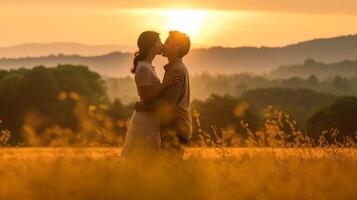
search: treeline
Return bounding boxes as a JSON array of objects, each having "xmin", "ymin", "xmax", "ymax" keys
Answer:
[
  {"xmin": 191, "ymin": 91, "xmax": 357, "ymax": 146},
  {"xmin": 106, "ymin": 72, "xmax": 357, "ymax": 103},
  {"xmin": 0, "ymin": 65, "xmax": 131, "ymax": 146},
  {"xmin": 1, "ymin": 65, "xmax": 357, "ymax": 147}
]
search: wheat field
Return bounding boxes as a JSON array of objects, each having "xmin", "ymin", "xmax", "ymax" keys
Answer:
[{"xmin": 1, "ymin": 147, "xmax": 357, "ymax": 200}]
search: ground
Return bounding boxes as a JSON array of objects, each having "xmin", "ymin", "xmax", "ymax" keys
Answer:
[{"xmin": 1, "ymin": 148, "xmax": 357, "ymax": 200}]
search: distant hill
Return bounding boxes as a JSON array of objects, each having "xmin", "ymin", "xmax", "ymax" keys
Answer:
[
  {"xmin": 0, "ymin": 42, "xmax": 134, "ymax": 58},
  {"xmin": 1, "ymin": 34, "xmax": 357, "ymax": 77},
  {"xmin": 0, "ymin": 52, "xmax": 132, "ymax": 77},
  {"xmin": 186, "ymin": 34, "xmax": 357, "ymax": 74},
  {"xmin": 270, "ymin": 59, "xmax": 357, "ymax": 79}
]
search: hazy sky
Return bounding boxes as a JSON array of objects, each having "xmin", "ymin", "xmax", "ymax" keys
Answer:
[{"xmin": 2, "ymin": 0, "xmax": 357, "ymax": 47}]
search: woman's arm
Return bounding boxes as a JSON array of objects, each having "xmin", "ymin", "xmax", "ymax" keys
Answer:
[{"xmin": 138, "ymin": 72, "xmax": 180, "ymax": 104}]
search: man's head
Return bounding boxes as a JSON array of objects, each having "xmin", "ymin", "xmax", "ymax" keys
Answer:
[{"xmin": 162, "ymin": 31, "xmax": 191, "ymax": 60}]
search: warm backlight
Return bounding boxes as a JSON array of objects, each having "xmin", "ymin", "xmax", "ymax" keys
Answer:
[{"xmin": 161, "ymin": 9, "xmax": 209, "ymax": 38}]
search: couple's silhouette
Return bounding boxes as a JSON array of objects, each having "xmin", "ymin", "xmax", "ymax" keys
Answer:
[{"xmin": 121, "ymin": 31, "xmax": 192, "ymax": 161}]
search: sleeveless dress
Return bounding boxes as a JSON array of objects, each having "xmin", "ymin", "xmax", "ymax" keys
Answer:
[{"xmin": 121, "ymin": 61, "xmax": 161, "ymax": 160}]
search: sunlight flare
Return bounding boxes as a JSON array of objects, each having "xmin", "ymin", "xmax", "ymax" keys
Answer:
[{"xmin": 161, "ymin": 9, "xmax": 209, "ymax": 38}]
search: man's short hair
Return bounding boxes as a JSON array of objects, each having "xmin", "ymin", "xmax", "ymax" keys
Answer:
[{"xmin": 169, "ymin": 31, "xmax": 191, "ymax": 58}]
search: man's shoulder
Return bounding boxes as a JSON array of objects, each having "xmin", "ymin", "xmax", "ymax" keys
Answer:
[
  {"xmin": 175, "ymin": 61, "xmax": 187, "ymax": 68},
  {"xmin": 171, "ymin": 61, "xmax": 188, "ymax": 74}
]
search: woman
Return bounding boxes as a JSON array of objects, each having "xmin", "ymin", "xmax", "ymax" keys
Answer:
[{"xmin": 121, "ymin": 31, "xmax": 179, "ymax": 160}]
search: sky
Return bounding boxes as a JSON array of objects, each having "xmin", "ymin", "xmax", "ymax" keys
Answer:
[{"xmin": 1, "ymin": 0, "xmax": 357, "ymax": 48}]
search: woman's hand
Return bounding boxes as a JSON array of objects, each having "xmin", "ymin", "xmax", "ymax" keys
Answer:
[{"xmin": 163, "ymin": 72, "xmax": 180, "ymax": 88}]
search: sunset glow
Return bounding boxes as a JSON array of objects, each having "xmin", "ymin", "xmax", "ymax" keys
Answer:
[
  {"xmin": 161, "ymin": 9, "xmax": 209, "ymax": 38},
  {"xmin": 1, "ymin": 2, "xmax": 357, "ymax": 48}
]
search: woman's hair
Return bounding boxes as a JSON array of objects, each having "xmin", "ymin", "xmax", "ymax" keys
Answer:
[{"xmin": 131, "ymin": 31, "xmax": 160, "ymax": 73}]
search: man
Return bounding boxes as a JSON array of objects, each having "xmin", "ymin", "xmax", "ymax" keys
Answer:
[{"xmin": 159, "ymin": 31, "xmax": 192, "ymax": 160}]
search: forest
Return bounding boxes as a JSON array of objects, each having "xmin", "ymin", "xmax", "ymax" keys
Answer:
[{"xmin": 1, "ymin": 64, "xmax": 356, "ymax": 147}]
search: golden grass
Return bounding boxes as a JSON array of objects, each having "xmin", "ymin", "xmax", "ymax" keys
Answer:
[
  {"xmin": 0, "ymin": 101, "xmax": 356, "ymax": 199},
  {"xmin": 1, "ymin": 147, "xmax": 357, "ymax": 200}
]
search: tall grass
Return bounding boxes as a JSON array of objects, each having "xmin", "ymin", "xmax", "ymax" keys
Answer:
[
  {"xmin": 0, "ymin": 148, "xmax": 357, "ymax": 200},
  {"xmin": 193, "ymin": 105, "xmax": 357, "ymax": 149},
  {"xmin": 1, "ymin": 97, "xmax": 357, "ymax": 199}
]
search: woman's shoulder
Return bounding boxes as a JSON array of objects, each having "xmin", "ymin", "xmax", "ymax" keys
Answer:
[
  {"xmin": 135, "ymin": 61, "xmax": 156, "ymax": 77},
  {"xmin": 135, "ymin": 61, "xmax": 154, "ymax": 82}
]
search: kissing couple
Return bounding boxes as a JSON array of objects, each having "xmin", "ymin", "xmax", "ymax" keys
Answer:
[{"xmin": 121, "ymin": 31, "xmax": 192, "ymax": 161}]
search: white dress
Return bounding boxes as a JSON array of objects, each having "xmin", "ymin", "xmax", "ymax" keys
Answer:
[{"xmin": 121, "ymin": 61, "xmax": 161, "ymax": 159}]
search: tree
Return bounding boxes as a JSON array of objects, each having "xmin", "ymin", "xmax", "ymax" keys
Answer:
[
  {"xmin": 0, "ymin": 65, "xmax": 108, "ymax": 145},
  {"xmin": 191, "ymin": 94, "xmax": 261, "ymax": 144},
  {"xmin": 307, "ymin": 96, "xmax": 357, "ymax": 143},
  {"xmin": 307, "ymin": 75, "xmax": 319, "ymax": 86},
  {"xmin": 241, "ymin": 88, "xmax": 336, "ymax": 126}
]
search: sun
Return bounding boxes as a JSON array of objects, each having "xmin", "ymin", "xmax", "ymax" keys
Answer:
[{"xmin": 162, "ymin": 9, "xmax": 209, "ymax": 39}]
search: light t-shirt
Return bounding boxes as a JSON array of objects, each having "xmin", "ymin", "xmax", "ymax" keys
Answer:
[{"xmin": 135, "ymin": 61, "xmax": 160, "ymax": 98}]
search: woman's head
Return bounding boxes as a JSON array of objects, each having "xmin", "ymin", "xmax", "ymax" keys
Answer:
[{"xmin": 131, "ymin": 31, "xmax": 162, "ymax": 73}]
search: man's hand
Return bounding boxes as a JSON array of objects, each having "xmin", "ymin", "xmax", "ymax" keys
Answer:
[{"xmin": 162, "ymin": 70, "xmax": 180, "ymax": 88}]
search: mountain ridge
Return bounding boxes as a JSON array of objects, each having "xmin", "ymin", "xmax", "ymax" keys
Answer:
[{"xmin": 0, "ymin": 34, "xmax": 357, "ymax": 77}]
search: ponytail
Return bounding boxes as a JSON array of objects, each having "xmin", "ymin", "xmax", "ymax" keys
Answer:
[
  {"xmin": 131, "ymin": 50, "xmax": 148, "ymax": 74},
  {"xmin": 131, "ymin": 51, "xmax": 141, "ymax": 73}
]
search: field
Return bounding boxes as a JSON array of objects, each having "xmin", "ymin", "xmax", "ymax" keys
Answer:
[{"xmin": 1, "ymin": 148, "xmax": 357, "ymax": 200}]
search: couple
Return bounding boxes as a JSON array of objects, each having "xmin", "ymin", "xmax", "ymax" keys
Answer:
[{"xmin": 121, "ymin": 31, "xmax": 192, "ymax": 161}]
